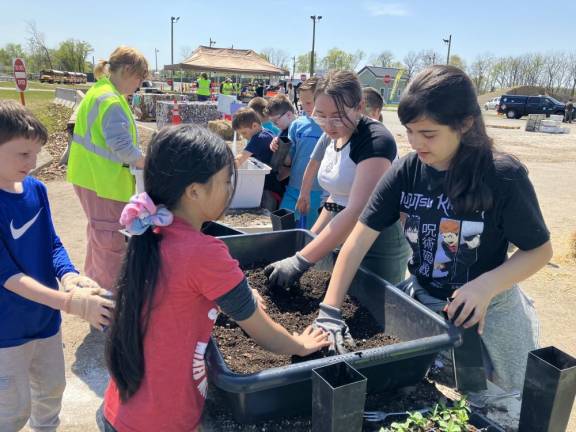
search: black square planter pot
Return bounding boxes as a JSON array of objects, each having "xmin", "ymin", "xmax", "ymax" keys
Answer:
[
  {"xmin": 312, "ymin": 361, "xmax": 367, "ymax": 432},
  {"xmin": 269, "ymin": 138, "xmax": 292, "ymax": 171},
  {"xmin": 270, "ymin": 208, "xmax": 295, "ymax": 231},
  {"xmin": 518, "ymin": 346, "xmax": 576, "ymax": 432},
  {"xmin": 205, "ymin": 229, "xmax": 461, "ymax": 423},
  {"xmin": 452, "ymin": 325, "xmax": 487, "ymax": 393}
]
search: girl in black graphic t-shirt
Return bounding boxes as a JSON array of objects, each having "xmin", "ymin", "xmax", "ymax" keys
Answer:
[{"xmin": 317, "ymin": 66, "xmax": 552, "ymax": 398}]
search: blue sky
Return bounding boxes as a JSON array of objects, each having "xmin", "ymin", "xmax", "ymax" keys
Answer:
[{"xmin": 2, "ymin": 0, "xmax": 575, "ymax": 70}]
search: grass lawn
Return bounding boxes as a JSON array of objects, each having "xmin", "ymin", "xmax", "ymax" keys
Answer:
[
  {"xmin": 0, "ymin": 80, "xmax": 92, "ymax": 91},
  {"xmin": 0, "ymin": 89, "xmax": 62, "ymax": 133}
]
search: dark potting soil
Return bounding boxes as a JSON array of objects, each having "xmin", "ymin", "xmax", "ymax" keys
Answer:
[
  {"xmin": 221, "ymin": 209, "xmax": 271, "ymax": 227},
  {"xmin": 212, "ymin": 268, "xmax": 398, "ymax": 375}
]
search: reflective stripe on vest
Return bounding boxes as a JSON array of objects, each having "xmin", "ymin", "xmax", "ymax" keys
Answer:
[{"xmin": 72, "ymin": 92, "xmax": 123, "ymax": 164}]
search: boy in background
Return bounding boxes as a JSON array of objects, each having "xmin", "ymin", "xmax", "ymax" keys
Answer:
[
  {"xmin": 0, "ymin": 100, "xmax": 113, "ymax": 431},
  {"xmin": 232, "ymin": 107, "xmax": 284, "ymax": 209},
  {"xmin": 248, "ymin": 97, "xmax": 281, "ymax": 136},
  {"xmin": 268, "ymin": 81, "xmax": 324, "ymax": 228},
  {"xmin": 362, "ymin": 86, "xmax": 384, "ymax": 122}
]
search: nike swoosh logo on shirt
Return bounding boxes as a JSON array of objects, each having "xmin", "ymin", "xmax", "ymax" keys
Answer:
[{"xmin": 10, "ymin": 208, "xmax": 43, "ymax": 240}]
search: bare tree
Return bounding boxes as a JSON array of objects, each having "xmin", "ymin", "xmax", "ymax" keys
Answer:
[
  {"xmin": 352, "ymin": 50, "xmax": 365, "ymax": 70},
  {"xmin": 542, "ymin": 52, "xmax": 563, "ymax": 91},
  {"xmin": 180, "ymin": 46, "xmax": 194, "ymax": 61},
  {"xmin": 259, "ymin": 48, "xmax": 289, "ymax": 70},
  {"xmin": 568, "ymin": 53, "xmax": 576, "ymax": 97},
  {"xmin": 26, "ymin": 21, "xmax": 52, "ymax": 70},
  {"xmin": 470, "ymin": 53, "xmax": 494, "ymax": 94},
  {"xmin": 520, "ymin": 53, "xmax": 545, "ymax": 87},
  {"xmin": 418, "ymin": 49, "xmax": 440, "ymax": 70},
  {"xmin": 490, "ymin": 58, "xmax": 509, "ymax": 89},
  {"xmin": 552, "ymin": 52, "xmax": 570, "ymax": 93},
  {"xmin": 402, "ymin": 51, "xmax": 421, "ymax": 81},
  {"xmin": 371, "ymin": 50, "xmax": 395, "ymax": 67}
]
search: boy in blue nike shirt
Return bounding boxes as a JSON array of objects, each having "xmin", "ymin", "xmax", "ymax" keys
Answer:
[
  {"xmin": 268, "ymin": 79, "xmax": 324, "ymax": 228},
  {"xmin": 0, "ymin": 101, "xmax": 114, "ymax": 432}
]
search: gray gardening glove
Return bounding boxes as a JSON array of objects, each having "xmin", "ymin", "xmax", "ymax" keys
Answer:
[
  {"xmin": 264, "ymin": 252, "xmax": 312, "ymax": 290},
  {"xmin": 313, "ymin": 303, "xmax": 356, "ymax": 355}
]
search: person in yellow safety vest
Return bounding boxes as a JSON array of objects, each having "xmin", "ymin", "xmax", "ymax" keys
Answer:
[
  {"xmin": 196, "ymin": 72, "xmax": 211, "ymax": 101},
  {"xmin": 221, "ymin": 78, "xmax": 235, "ymax": 95},
  {"xmin": 67, "ymin": 45, "xmax": 148, "ymax": 293}
]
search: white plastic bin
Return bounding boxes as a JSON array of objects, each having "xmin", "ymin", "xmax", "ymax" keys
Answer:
[{"xmin": 230, "ymin": 158, "xmax": 271, "ymax": 209}]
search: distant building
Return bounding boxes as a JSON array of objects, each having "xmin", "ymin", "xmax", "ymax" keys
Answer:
[{"xmin": 357, "ymin": 66, "xmax": 408, "ymax": 105}]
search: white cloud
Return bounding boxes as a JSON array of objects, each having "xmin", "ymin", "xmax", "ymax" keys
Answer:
[{"xmin": 364, "ymin": 2, "xmax": 409, "ymax": 16}]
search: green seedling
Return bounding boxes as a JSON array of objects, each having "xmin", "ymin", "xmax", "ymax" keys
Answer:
[{"xmin": 378, "ymin": 398, "xmax": 488, "ymax": 432}]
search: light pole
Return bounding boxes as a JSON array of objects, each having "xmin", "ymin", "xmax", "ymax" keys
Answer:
[
  {"xmin": 443, "ymin": 34, "xmax": 452, "ymax": 65},
  {"xmin": 170, "ymin": 16, "xmax": 180, "ymax": 91},
  {"xmin": 154, "ymin": 48, "xmax": 159, "ymax": 76},
  {"xmin": 310, "ymin": 15, "xmax": 322, "ymax": 76},
  {"xmin": 291, "ymin": 56, "xmax": 296, "ymax": 80},
  {"xmin": 209, "ymin": 38, "xmax": 216, "ymax": 48}
]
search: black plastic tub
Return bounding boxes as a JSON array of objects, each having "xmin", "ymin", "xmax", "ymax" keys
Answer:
[
  {"xmin": 205, "ymin": 229, "xmax": 461, "ymax": 423},
  {"xmin": 469, "ymin": 412, "xmax": 506, "ymax": 431},
  {"xmin": 201, "ymin": 221, "xmax": 244, "ymax": 237}
]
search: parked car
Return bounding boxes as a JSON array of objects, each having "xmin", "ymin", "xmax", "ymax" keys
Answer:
[
  {"xmin": 484, "ymin": 97, "xmax": 500, "ymax": 110},
  {"xmin": 497, "ymin": 95, "xmax": 565, "ymax": 119},
  {"xmin": 138, "ymin": 80, "xmax": 163, "ymax": 94}
]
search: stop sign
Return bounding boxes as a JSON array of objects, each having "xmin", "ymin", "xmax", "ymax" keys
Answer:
[
  {"xmin": 383, "ymin": 74, "xmax": 392, "ymax": 85},
  {"xmin": 13, "ymin": 58, "xmax": 28, "ymax": 92}
]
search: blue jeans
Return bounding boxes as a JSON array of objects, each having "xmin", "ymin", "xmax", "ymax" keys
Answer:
[{"xmin": 279, "ymin": 185, "xmax": 323, "ymax": 229}]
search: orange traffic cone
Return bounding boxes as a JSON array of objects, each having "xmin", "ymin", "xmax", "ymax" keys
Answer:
[{"xmin": 171, "ymin": 99, "xmax": 182, "ymax": 125}]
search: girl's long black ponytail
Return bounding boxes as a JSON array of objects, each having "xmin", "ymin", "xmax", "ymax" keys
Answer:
[{"xmin": 106, "ymin": 125, "xmax": 236, "ymax": 401}]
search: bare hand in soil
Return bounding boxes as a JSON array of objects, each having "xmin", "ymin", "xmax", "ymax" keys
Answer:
[
  {"xmin": 213, "ymin": 268, "xmax": 398, "ymax": 374},
  {"xmin": 291, "ymin": 325, "xmax": 331, "ymax": 357}
]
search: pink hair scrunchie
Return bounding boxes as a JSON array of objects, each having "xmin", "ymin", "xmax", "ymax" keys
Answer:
[{"xmin": 119, "ymin": 192, "xmax": 174, "ymax": 235}]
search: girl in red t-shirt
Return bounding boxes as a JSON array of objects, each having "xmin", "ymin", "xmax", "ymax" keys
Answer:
[{"xmin": 102, "ymin": 125, "xmax": 329, "ymax": 432}]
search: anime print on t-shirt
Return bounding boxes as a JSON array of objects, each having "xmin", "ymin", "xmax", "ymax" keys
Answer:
[
  {"xmin": 399, "ymin": 191, "xmax": 485, "ymax": 292},
  {"xmin": 402, "ymin": 214, "xmax": 422, "ymax": 268},
  {"xmin": 432, "ymin": 218, "xmax": 484, "ymax": 285}
]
